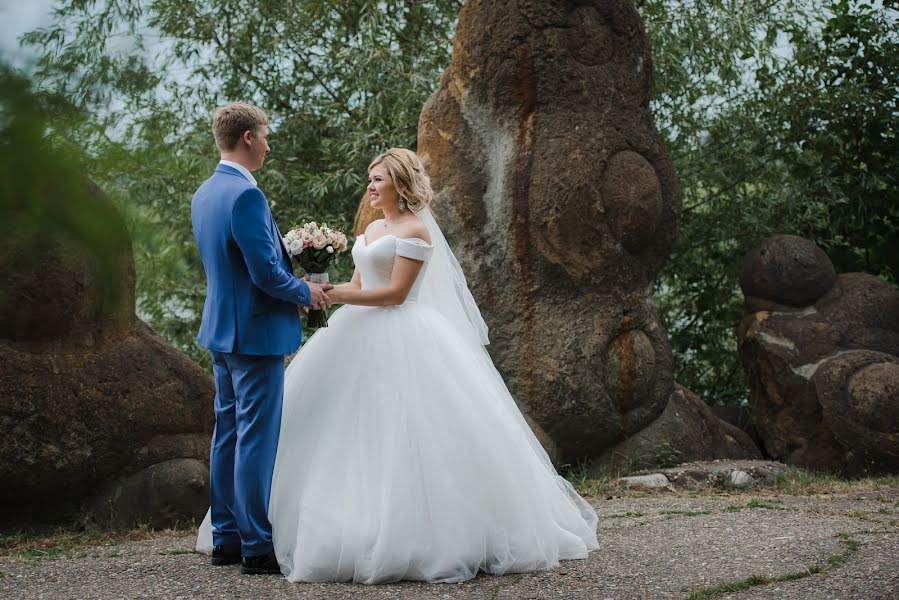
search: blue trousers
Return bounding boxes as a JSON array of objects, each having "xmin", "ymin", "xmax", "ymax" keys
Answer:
[{"xmin": 209, "ymin": 351, "xmax": 284, "ymax": 557}]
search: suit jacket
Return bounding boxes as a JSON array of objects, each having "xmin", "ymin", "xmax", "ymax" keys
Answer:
[{"xmin": 191, "ymin": 164, "xmax": 310, "ymax": 356}]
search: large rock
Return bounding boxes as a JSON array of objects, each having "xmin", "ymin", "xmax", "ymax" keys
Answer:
[
  {"xmin": 379, "ymin": 0, "xmax": 757, "ymax": 467},
  {"xmin": 85, "ymin": 458, "xmax": 210, "ymax": 529},
  {"xmin": 0, "ymin": 184, "xmax": 214, "ymax": 526},
  {"xmin": 416, "ymin": 0, "xmax": 679, "ymax": 462},
  {"xmin": 814, "ymin": 351, "xmax": 899, "ymax": 474},
  {"xmin": 592, "ymin": 385, "xmax": 761, "ymax": 474},
  {"xmin": 738, "ymin": 235, "xmax": 899, "ymax": 475},
  {"xmin": 739, "ymin": 234, "xmax": 837, "ymax": 308}
]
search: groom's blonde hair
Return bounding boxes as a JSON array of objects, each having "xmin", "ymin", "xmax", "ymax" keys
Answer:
[
  {"xmin": 212, "ymin": 103, "xmax": 269, "ymax": 151},
  {"xmin": 368, "ymin": 148, "xmax": 433, "ymax": 212}
]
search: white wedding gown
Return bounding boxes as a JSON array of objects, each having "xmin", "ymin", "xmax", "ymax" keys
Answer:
[{"xmin": 197, "ymin": 232, "xmax": 599, "ymax": 584}]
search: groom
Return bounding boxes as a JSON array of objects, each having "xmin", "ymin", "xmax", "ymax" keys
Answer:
[{"xmin": 191, "ymin": 102, "xmax": 332, "ymax": 575}]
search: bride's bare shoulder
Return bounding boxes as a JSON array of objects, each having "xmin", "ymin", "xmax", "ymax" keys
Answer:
[
  {"xmin": 364, "ymin": 219, "xmax": 386, "ymax": 237},
  {"xmin": 395, "ymin": 218, "xmax": 431, "ymax": 245}
]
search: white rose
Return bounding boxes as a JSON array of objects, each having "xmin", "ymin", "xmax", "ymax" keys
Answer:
[
  {"xmin": 289, "ymin": 240, "xmax": 303, "ymax": 254},
  {"xmin": 326, "ymin": 246, "xmax": 334, "ymax": 254}
]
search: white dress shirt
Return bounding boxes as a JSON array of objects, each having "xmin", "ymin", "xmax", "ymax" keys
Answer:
[{"xmin": 219, "ymin": 160, "xmax": 257, "ymax": 186}]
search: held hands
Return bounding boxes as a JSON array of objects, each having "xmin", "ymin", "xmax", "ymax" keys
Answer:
[
  {"xmin": 300, "ymin": 274, "xmax": 354, "ymax": 312},
  {"xmin": 305, "ymin": 281, "xmax": 334, "ymax": 311}
]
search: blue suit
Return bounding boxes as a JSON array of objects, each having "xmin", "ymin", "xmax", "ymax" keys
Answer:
[{"xmin": 192, "ymin": 163, "xmax": 311, "ymax": 557}]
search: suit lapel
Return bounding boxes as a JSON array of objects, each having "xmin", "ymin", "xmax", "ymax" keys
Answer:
[{"xmin": 270, "ymin": 213, "xmax": 291, "ymax": 263}]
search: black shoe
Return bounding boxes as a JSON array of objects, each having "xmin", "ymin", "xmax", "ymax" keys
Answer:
[
  {"xmin": 240, "ymin": 552, "xmax": 281, "ymax": 575},
  {"xmin": 210, "ymin": 543, "xmax": 242, "ymax": 566}
]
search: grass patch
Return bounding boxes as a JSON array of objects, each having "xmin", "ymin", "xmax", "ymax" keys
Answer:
[
  {"xmin": 713, "ymin": 498, "xmax": 786, "ymax": 513},
  {"xmin": 684, "ymin": 566, "xmax": 823, "ymax": 600},
  {"xmin": 606, "ymin": 511, "xmax": 648, "ymax": 519},
  {"xmin": 573, "ymin": 475, "xmax": 619, "ymax": 499},
  {"xmin": 651, "ymin": 441, "xmax": 683, "ymax": 470},
  {"xmin": 0, "ymin": 529, "xmax": 124, "ymax": 560},
  {"xmin": 774, "ymin": 468, "xmax": 899, "ymax": 496},
  {"xmin": 611, "ymin": 500, "xmax": 792, "ymax": 521},
  {"xmin": 684, "ymin": 532, "xmax": 861, "ymax": 599},
  {"xmin": 659, "ymin": 509, "xmax": 711, "ymax": 518},
  {"xmin": 158, "ymin": 549, "xmax": 198, "ymax": 556},
  {"xmin": 0, "ymin": 531, "xmax": 34, "ymax": 549},
  {"xmin": 565, "ymin": 465, "xmax": 899, "ymax": 500},
  {"xmin": 20, "ymin": 547, "xmax": 66, "ymax": 559},
  {"xmin": 686, "ymin": 573, "xmax": 788, "ymax": 600},
  {"xmin": 604, "ymin": 509, "xmax": 712, "ymax": 522},
  {"xmin": 827, "ymin": 533, "xmax": 861, "ymax": 567},
  {"xmin": 563, "ymin": 461, "xmax": 616, "ymax": 498},
  {"xmin": 746, "ymin": 498, "xmax": 784, "ymax": 510},
  {"xmin": 841, "ymin": 509, "xmax": 899, "ymax": 526},
  {"xmin": 95, "ymin": 551, "xmax": 124, "ymax": 558},
  {"xmin": 848, "ymin": 510, "xmax": 877, "ymax": 521},
  {"xmin": 0, "ymin": 523, "xmax": 195, "ymax": 560}
]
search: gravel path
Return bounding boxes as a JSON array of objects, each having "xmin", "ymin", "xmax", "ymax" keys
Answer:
[{"xmin": 2, "ymin": 492, "xmax": 897, "ymax": 600}]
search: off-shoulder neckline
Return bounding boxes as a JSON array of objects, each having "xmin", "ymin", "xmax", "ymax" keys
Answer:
[{"xmin": 358, "ymin": 233, "xmax": 433, "ymax": 248}]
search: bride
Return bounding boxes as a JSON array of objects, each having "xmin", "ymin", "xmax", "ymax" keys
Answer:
[{"xmin": 198, "ymin": 148, "xmax": 598, "ymax": 584}]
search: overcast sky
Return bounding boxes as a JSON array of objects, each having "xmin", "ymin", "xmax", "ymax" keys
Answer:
[{"xmin": 0, "ymin": 0, "xmax": 56, "ymax": 68}]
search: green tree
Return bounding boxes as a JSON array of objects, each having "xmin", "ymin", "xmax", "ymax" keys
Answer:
[{"xmin": 23, "ymin": 0, "xmax": 461, "ymax": 366}]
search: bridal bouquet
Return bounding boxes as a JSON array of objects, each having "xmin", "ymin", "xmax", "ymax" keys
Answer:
[{"xmin": 284, "ymin": 221, "xmax": 349, "ymax": 328}]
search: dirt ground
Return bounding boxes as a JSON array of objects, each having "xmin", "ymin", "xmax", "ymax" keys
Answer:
[{"xmin": 2, "ymin": 486, "xmax": 897, "ymax": 600}]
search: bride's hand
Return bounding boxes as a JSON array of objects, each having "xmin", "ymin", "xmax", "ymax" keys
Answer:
[{"xmin": 326, "ymin": 287, "xmax": 343, "ymax": 304}]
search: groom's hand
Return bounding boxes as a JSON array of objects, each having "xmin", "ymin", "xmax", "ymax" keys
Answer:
[{"xmin": 306, "ymin": 281, "xmax": 333, "ymax": 310}]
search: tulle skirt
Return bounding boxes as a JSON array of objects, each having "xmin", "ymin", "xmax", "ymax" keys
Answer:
[{"xmin": 197, "ymin": 301, "xmax": 598, "ymax": 583}]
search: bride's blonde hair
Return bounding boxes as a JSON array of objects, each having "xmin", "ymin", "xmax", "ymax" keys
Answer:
[{"xmin": 368, "ymin": 148, "xmax": 433, "ymax": 212}]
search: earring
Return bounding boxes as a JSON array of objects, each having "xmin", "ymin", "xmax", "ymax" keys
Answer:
[{"xmin": 398, "ymin": 198, "xmax": 406, "ymax": 213}]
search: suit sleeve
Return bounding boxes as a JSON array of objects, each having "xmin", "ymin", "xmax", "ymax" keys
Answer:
[{"xmin": 231, "ymin": 187, "xmax": 312, "ymax": 306}]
